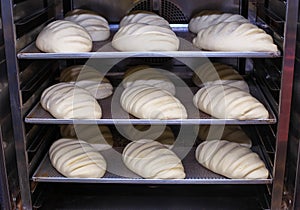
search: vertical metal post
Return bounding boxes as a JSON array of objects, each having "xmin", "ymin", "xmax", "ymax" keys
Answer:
[
  {"xmin": 1, "ymin": 0, "xmax": 32, "ymax": 209},
  {"xmin": 0, "ymin": 127, "xmax": 12, "ymax": 210},
  {"xmin": 271, "ymin": 0, "xmax": 299, "ymax": 209}
]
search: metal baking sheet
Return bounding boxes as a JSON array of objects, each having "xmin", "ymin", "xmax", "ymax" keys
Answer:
[
  {"xmin": 25, "ymin": 79, "xmax": 277, "ymax": 125},
  {"xmin": 17, "ymin": 24, "xmax": 281, "ymax": 59},
  {"xmin": 32, "ymin": 146, "xmax": 272, "ymax": 184}
]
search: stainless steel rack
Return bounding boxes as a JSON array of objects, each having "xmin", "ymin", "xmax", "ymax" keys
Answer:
[
  {"xmin": 32, "ymin": 146, "xmax": 272, "ymax": 185},
  {"xmin": 25, "ymin": 79, "xmax": 277, "ymax": 125},
  {"xmin": 17, "ymin": 25, "xmax": 281, "ymax": 59}
]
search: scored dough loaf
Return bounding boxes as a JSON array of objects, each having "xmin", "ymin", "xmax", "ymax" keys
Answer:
[
  {"xmin": 198, "ymin": 125, "xmax": 252, "ymax": 148},
  {"xmin": 120, "ymin": 125, "xmax": 175, "ymax": 148},
  {"xmin": 195, "ymin": 140, "xmax": 269, "ymax": 179},
  {"xmin": 60, "ymin": 125, "xmax": 113, "ymax": 151},
  {"xmin": 120, "ymin": 11, "xmax": 170, "ymax": 28},
  {"xmin": 120, "ymin": 85, "xmax": 187, "ymax": 120},
  {"xmin": 49, "ymin": 138, "xmax": 107, "ymax": 178},
  {"xmin": 193, "ymin": 85, "xmax": 269, "ymax": 120},
  {"xmin": 112, "ymin": 23, "xmax": 179, "ymax": 51},
  {"xmin": 36, "ymin": 20, "xmax": 92, "ymax": 53},
  {"xmin": 40, "ymin": 83, "xmax": 102, "ymax": 119},
  {"xmin": 65, "ymin": 9, "xmax": 99, "ymax": 16},
  {"xmin": 192, "ymin": 62, "xmax": 249, "ymax": 92},
  {"xmin": 60, "ymin": 65, "xmax": 113, "ymax": 99},
  {"xmin": 65, "ymin": 10, "xmax": 110, "ymax": 41},
  {"xmin": 189, "ymin": 11, "xmax": 248, "ymax": 33},
  {"xmin": 122, "ymin": 139, "xmax": 185, "ymax": 179},
  {"xmin": 193, "ymin": 21, "xmax": 278, "ymax": 52},
  {"xmin": 122, "ymin": 65, "xmax": 176, "ymax": 95}
]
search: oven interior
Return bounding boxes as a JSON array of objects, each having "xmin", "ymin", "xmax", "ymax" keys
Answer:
[{"xmin": 0, "ymin": 0, "xmax": 298, "ymax": 209}]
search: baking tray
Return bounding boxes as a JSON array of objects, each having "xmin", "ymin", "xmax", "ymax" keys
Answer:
[
  {"xmin": 17, "ymin": 24, "xmax": 281, "ymax": 59},
  {"xmin": 32, "ymin": 146, "xmax": 272, "ymax": 185},
  {"xmin": 25, "ymin": 78, "xmax": 277, "ymax": 125}
]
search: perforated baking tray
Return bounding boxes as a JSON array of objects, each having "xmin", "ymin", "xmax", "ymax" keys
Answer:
[
  {"xmin": 32, "ymin": 146, "xmax": 272, "ymax": 185},
  {"xmin": 25, "ymin": 78, "xmax": 277, "ymax": 125},
  {"xmin": 17, "ymin": 24, "xmax": 281, "ymax": 59}
]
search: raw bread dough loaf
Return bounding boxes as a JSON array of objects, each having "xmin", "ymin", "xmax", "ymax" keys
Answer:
[
  {"xmin": 198, "ymin": 125, "xmax": 252, "ymax": 148},
  {"xmin": 120, "ymin": 11, "xmax": 170, "ymax": 28},
  {"xmin": 36, "ymin": 20, "xmax": 92, "ymax": 52},
  {"xmin": 112, "ymin": 23, "xmax": 179, "ymax": 51},
  {"xmin": 193, "ymin": 85, "xmax": 269, "ymax": 120},
  {"xmin": 122, "ymin": 139, "xmax": 185, "ymax": 179},
  {"xmin": 192, "ymin": 62, "xmax": 249, "ymax": 92},
  {"xmin": 49, "ymin": 138, "xmax": 107, "ymax": 178},
  {"xmin": 60, "ymin": 125, "xmax": 113, "ymax": 151},
  {"xmin": 122, "ymin": 65, "xmax": 176, "ymax": 95},
  {"xmin": 120, "ymin": 125, "xmax": 174, "ymax": 148},
  {"xmin": 65, "ymin": 9, "xmax": 99, "ymax": 16},
  {"xmin": 193, "ymin": 22, "xmax": 278, "ymax": 52},
  {"xmin": 195, "ymin": 140, "xmax": 269, "ymax": 179},
  {"xmin": 40, "ymin": 83, "xmax": 102, "ymax": 119},
  {"xmin": 120, "ymin": 85, "xmax": 187, "ymax": 119},
  {"xmin": 189, "ymin": 11, "xmax": 248, "ymax": 33},
  {"xmin": 65, "ymin": 10, "xmax": 110, "ymax": 41},
  {"xmin": 60, "ymin": 65, "xmax": 113, "ymax": 99}
]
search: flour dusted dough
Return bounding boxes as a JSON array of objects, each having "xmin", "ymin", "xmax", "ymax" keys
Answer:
[
  {"xmin": 65, "ymin": 10, "xmax": 110, "ymax": 41},
  {"xmin": 60, "ymin": 125, "xmax": 113, "ymax": 151},
  {"xmin": 192, "ymin": 62, "xmax": 249, "ymax": 92},
  {"xmin": 40, "ymin": 83, "xmax": 102, "ymax": 119},
  {"xmin": 60, "ymin": 65, "xmax": 113, "ymax": 99},
  {"xmin": 120, "ymin": 125, "xmax": 174, "ymax": 148},
  {"xmin": 120, "ymin": 11, "xmax": 170, "ymax": 28},
  {"xmin": 195, "ymin": 140, "xmax": 269, "ymax": 179},
  {"xmin": 198, "ymin": 125, "xmax": 252, "ymax": 148},
  {"xmin": 193, "ymin": 22, "xmax": 278, "ymax": 52},
  {"xmin": 122, "ymin": 139, "xmax": 185, "ymax": 179},
  {"xmin": 189, "ymin": 11, "xmax": 248, "ymax": 33},
  {"xmin": 120, "ymin": 85, "xmax": 187, "ymax": 119},
  {"xmin": 122, "ymin": 65, "xmax": 176, "ymax": 95},
  {"xmin": 193, "ymin": 85, "xmax": 269, "ymax": 120},
  {"xmin": 36, "ymin": 20, "xmax": 92, "ymax": 52},
  {"xmin": 49, "ymin": 138, "xmax": 107, "ymax": 178},
  {"xmin": 112, "ymin": 23, "xmax": 179, "ymax": 51}
]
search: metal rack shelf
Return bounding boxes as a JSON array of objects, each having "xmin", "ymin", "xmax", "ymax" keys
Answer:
[
  {"xmin": 17, "ymin": 25, "xmax": 281, "ymax": 59},
  {"xmin": 32, "ymin": 146, "xmax": 272, "ymax": 185},
  {"xmin": 25, "ymin": 80, "xmax": 277, "ymax": 125}
]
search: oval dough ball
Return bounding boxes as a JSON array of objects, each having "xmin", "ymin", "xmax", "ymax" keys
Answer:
[
  {"xmin": 122, "ymin": 139, "xmax": 185, "ymax": 179},
  {"xmin": 40, "ymin": 83, "xmax": 102, "ymax": 119},
  {"xmin": 193, "ymin": 85, "xmax": 269, "ymax": 120},
  {"xmin": 120, "ymin": 11, "xmax": 170, "ymax": 28},
  {"xmin": 189, "ymin": 11, "xmax": 248, "ymax": 33},
  {"xmin": 120, "ymin": 85, "xmax": 187, "ymax": 120},
  {"xmin": 195, "ymin": 140, "xmax": 269, "ymax": 179},
  {"xmin": 60, "ymin": 125, "xmax": 113, "ymax": 151},
  {"xmin": 112, "ymin": 23, "xmax": 179, "ymax": 51},
  {"xmin": 119, "ymin": 125, "xmax": 175, "ymax": 148},
  {"xmin": 65, "ymin": 12, "xmax": 110, "ymax": 41},
  {"xmin": 122, "ymin": 65, "xmax": 176, "ymax": 95},
  {"xmin": 60, "ymin": 65, "xmax": 113, "ymax": 99},
  {"xmin": 49, "ymin": 138, "xmax": 107, "ymax": 178},
  {"xmin": 36, "ymin": 20, "xmax": 92, "ymax": 52},
  {"xmin": 198, "ymin": 125, "xmax": 252, "ymax": 148},
  {"xmin": 192, "ymin": 62, "xmax": 249, "ymax": 92},
  {"xmin": 193, "ymin": 22, "xmax": 278, "ymax": 52}
]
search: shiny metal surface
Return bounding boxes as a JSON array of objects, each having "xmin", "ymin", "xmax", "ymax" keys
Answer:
[
  {"xmin": 1, "ymin": 0, "xmax": 32, "ymax": 209},
  {"xmin": 271, "ymin": 0, "xmax": 299, "ymax": 209}
]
